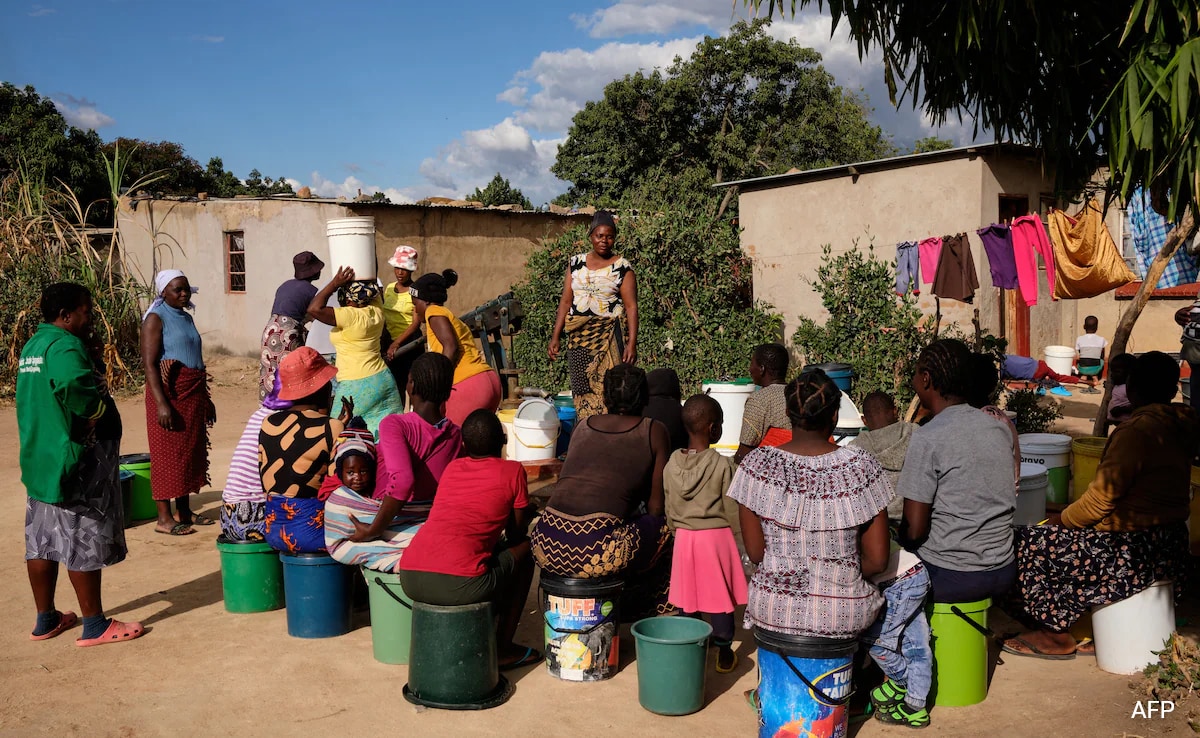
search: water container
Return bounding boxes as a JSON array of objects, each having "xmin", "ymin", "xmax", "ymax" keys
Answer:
[
  {"xmin": 216, "ymin": 536, "xmax": 285, "ymax": 613},
  {"xmin": 279, "ymin": 552, "xmax": 352, "ymax": 638},
  {"xmin": 753, "ymin": 628, "xmax": 856, "ymax": 738},
  {"xmin": 326, "ymin": 217, "xmax": 377, "ymax": 280},
  {"xmin": 1016, "ymin": 464, "xmax": 1048, "ymax": 525},
  {"xmin": 511, "ymin": 398, "xmax": 560, "ymax": 462},
  {"xmin": 1019, "ymin": 433, "xmax": 1072, "ymax": 504},
  {"xmin": 1043, "ymin": 345, "xmax": 1075, "ymax": 376},
  {"xmin": 555, "ymin": 405, "xmax": 577, "ymax": 457},
  {"xmin": 118, "ymin": 453, "xmax": 157, "ymax": 521},
  {"xmin": 929, "ymin": 599, "xmax": 992, "ymax": 706},
  {"xmin": 540, "ymin": 574, "xmax": 623, "ymax": 682},
  {"xmin": 119, "ymin": 469, "xmax": 134, "ymax": 529},
  {"xmin": 1071, "ymin": 437, "xmax": 1107, "ymax": 501},
  {"xmin": 364, "ymin": 568, "xmax": 414, "ymax": 664},
  {"xmin": 632, "ymin": 617, "xmax": 712, "ymax": 715},
  {"xmin": 403, "ymin": 601, "xmax": 514, "ymax": 710},
  {"xmin": 497, "ymin": 408, "xmax": 517, "ymax": 460},
  {"xmin": 804, "ymin": 362, "xmax": 855, "ymax": 393},
  {"xmin": 702, "ymin": 379, "xmax": 755, "ymax": 455},
  {"xmin": 1092, "ymin": 580, "xmax": 1175, "ymax": 674}
]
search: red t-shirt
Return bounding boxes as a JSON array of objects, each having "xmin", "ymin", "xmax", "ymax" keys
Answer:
[{"xmin": 399, "ymin": 456, "xmax": 530, "ymax": 577}]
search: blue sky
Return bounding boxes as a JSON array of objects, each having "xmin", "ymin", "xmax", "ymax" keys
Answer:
[{"xmin": 2, "ymin": 0, "xmax": 961, "ymax": 205}]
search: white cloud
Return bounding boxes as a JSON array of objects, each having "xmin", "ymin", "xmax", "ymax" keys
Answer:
[
  {"xmin": 288, "ymin": 172, "xmax": 415, "ymax": 205},
  {"xmin": 573, "ymin": 1, "xmax": 732, "ymax": 38},
  {"xmin": 194, "ymin": 35, "xmax": 225, "ymax": 44},
  {"xmin": 28, "ymin": 4, "xmax": 55, "ymax": 17},
  {"xmin": 416, "ymin": 118, "xmax": 567, "ymax": 205},
  {"xmin": 50, "ymin": 94, "xmax": 114, "ymax": 130}
]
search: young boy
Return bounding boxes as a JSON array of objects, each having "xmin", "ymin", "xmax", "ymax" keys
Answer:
[
  {"xmin": 1074, "ymin": 315, "xmax": 1108, "ymax": 392},
  {"xmin": 734, "ymin": 343, "xmax": 791, "ymax": 463},
  {"xmin": 850, "ymin": 392, "xmax": 915, "ymax": 522}
]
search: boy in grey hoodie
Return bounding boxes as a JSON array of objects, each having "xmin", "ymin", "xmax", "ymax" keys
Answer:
[{"xmin": 850, "ymin": 392, "xmax": 914, "ymax": 521}]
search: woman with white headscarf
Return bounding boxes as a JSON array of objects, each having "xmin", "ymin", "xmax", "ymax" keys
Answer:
[{"xmin": 141, "ymin": 269, "xmax": 216, "ymax": 536}]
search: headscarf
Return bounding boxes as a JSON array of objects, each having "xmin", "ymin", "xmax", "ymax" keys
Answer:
[
  {"xmin": 410, "ymin": 269, "xmax": 458, "ymax": 306},
  {"xmin": 589, "ymin": 210, "xmax": 617, "ymax": 236},
  {"xmin": 143, "ymin": 269, "xmax": 198, "ymax": 320},
  {"xmin": 262, "ymin": 369, "xmax": 293, "ymax": 411},
  {"xmin": 337, "ymin": 279, "xmax": 381, "ymax": 307}
]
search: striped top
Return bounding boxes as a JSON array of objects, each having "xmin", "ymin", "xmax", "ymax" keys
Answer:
[{"xmin": 223, "ymin": 407, "xmax": 271, "ymax": 504}]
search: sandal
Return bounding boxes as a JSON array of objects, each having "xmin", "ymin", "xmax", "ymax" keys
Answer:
[
  {"xmin": 1001, "ymin": 635, "xmax": 1076, "ymax": 660},
  {"xmin": 1076, "ymin": 638, "xmax": 1095, "ymax": 656},
  {"xmin": 30, "ymin": 610, "xmax": 78, "ymax": 641},
  {"xmin": 156, "ymin": 522, "xmax": 196, "ymax": 536},
  {"xmin": 499, "ymin": 646, "xmax": 543, "ymax": 671},
  {"xmin": 76, "ymin": 619, "xmax": 145, "ymax": 648},
  {"xmin": 188, "ymin": 512, "xmax": 216, "ymax": 526}
]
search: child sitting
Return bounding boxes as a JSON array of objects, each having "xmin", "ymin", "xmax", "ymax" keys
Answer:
[
  {"xmin": 850, "ymin": 391, "xmax": 915, "ymax": 522},
  {"xmin": 665, "ymin": 394, "xmax": 748, "ymax": 673},
  {"xmin": 1105, "ymin": 353, "xmax": 1137, "ymax": 429},
  {"xmin": 734, "ymin": 343, "xmax": 791, "ymax": 463},
  {"xmin": 399, "ymin": 410, "xmax": 541, "ymax": 670},
  {"xmin": 1073, "ymin": 315, "xmax": 1108, "ymax": 391}
]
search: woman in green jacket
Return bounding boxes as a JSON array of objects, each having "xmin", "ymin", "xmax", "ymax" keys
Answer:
[{"xmin": 18, "ymin": 283, "xmax": 145, "ymax": 647}]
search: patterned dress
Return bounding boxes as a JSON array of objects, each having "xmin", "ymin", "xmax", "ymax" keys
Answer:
[
  {"xmin": 259, "ymin": 409, "xmax": 344, "ymax": 553},
  {"xmin": 566, "ymin": 253, "xmax": 633, "ymax": 420}
]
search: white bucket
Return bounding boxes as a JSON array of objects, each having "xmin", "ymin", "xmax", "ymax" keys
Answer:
[
  {"xmin": 702, "ymin": 380, "xmax": 756, "ymax": 451},
  {"xmin": 1092, "ymin": 580, "xmax": 1175, "ymax": 675},
  {"xmin": 1043, "ymin": 345, "xmax": 1075, "ymax": 376},
  {"xmin": 510, "ymin": 398, "xmax": 560, "ymax": 462},
  {"xmin": 1018, "ymin": 433, "xmax": 1072, "ymax": 504},
  {"xmin": 1015, "ymin": 463, "xmax": 1048, "ymax": 526},
  {"xmin": 326, "ymin": 217, "xmax": 377, "ymax": 280}
]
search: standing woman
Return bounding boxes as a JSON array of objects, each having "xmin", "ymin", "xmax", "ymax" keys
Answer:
[
  {"xmin": 409, "ymin": 270, "xmax": 502, "ymax": 426},
  {"xmin": 307, "ymin": 266, "xmax": 404, "ymax": 437},
  {"xmin": 548, "ymin": 211, "xmax": 638, "ymax": 420},
  {"xmin": 141, "ymin": 269, "xmax": 216, "ymax": 536},
  {"xmin": 382, "ymin": 245, "xmax": 423, "ymax": 402},
  {"xmin": 259, "ymin": 251, "xmax": 324, "ymax": 401}
]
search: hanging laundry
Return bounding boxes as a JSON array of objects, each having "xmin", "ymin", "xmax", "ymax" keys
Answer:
[
  {"xmin": 917, "ymin": 237, "xmax": 942, "ymax": 285},
  {"xmin": 932, "ymin": 233, "xmax": 979, "ymax": 303},
  {"xmin": 895, "ymin": 241, "xmax": 920, "ymax": 295},
  {"xmin": 1011, "ymin": 214, "xmax": 1057, "ymax": 307},
  {"xmin": 1045, "ymin": 202, "xmax": 1136, "ymax": 299},
  {"xmin": 976, "ymin": 224, "xmax": 1019, "ymax": 289},
  {"xmin": 1127, "ymin": 186, "xmax": 1199, "ymax": 288}
]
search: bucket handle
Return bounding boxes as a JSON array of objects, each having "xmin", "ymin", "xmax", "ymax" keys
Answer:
[
  {"xmin": 543, "ymin": 610, "xmax": 615, "ymax": 635},
  {"xmin": 374, "ymin": 576, "xmax": 413, "ymax": 610},
  {"xmin": 512, "ymin": 424, "xmax": 561, "ymax": 449},
  {"xmin": 779, "ymin": 655, "xmax": 854, "ymax": 707},
  {"xmin": 949, "ymin": 605, "xmax": 997, "ymax": 640}
]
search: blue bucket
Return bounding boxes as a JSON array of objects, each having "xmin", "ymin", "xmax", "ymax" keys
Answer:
[
  {"xmin": 279, "ymin": 552, "xmax": 352, "ymax": 638},
  {"xmin": 555, "ymin": 406, "xmax": 577, "ymax": 457},
  {"xmin": 803, "ymin": 363, "xmax": 854, "ymax": 393},
  {"xmin": 753, "ymin": 628, "xmax": 857, "ymax": 738}
]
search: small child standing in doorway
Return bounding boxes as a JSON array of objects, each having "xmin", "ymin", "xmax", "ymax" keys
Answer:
[
  {"xmin": 665, "ymin": 394, "xmax": 748, "ymax": 673},
  {"xmin": 1074, "ymin": 315, "xmax": 1108, "ymax": 392}
]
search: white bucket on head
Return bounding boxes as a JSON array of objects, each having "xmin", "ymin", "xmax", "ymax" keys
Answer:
[
  {"xmin": 1043, "ymin": 345, "xmax": 1075, "ymax": 376},
  {"xmin": 1092, "ymin": 580, "xmax": 1175, "ymax": 675},
  {"xmin": 511, "ymin": 398, "xmax": 560, "ymax": 462},
  {"xmin": 326, "ymin": 217, "xmax": 377, "ymax": 281},
  {"xmin": 1015, "ymin": 463, "xmax": 1048, "ymax": 526},
  {"xmin": 1018, "ymin": 433, "xmax": 1072, "ymax": 504},
  {"xmin": 702, "ymin": 380, "xmax": 756, "ymax": 450}
]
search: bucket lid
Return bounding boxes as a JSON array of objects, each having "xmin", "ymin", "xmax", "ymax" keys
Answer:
[
  {"xmin": 1017, "ymin": 433, "xmax": 1072, "ymax": 452},
  {"xmin": 119, "ymin": 452, "xmax": 151, "ymax": 465},
  {"xmin": 702, "ymin": 377, "xmax": 753, "ymax": 386},
  {"xmin": 540, "ymin": 574, "xmax": 625, "ymax": 597},
  {"xmin": 402, "ymin": 677, "xmax": 514, "ymax": 711},
  {"xmin": 516, "ymin": 398, "xmax": 558, "ymax": 424},
  {"xmin": 1019, "ymin": 463, "xmax": 1048, "ymax": 482},
  {"xmin": 804, "ymin": 362, "xmax": 854, "ymax": 375}
]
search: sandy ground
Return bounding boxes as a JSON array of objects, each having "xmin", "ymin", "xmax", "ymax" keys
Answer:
[{"xmin": 0, "ymin": 358, "xmax": 1194, "ymax": 737}]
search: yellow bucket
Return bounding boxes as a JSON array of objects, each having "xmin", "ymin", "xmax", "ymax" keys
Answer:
[
  {"xmin": 1070, "ymin": 437, "xmax": 1106, "ymax": 502},
  {"xmin": 1190, "ymin": 467, "xmax": 1200, "ymax": 556},
  {"xmin": 498, "ymin": 409, "xmax": 517, "ymax": 460}
]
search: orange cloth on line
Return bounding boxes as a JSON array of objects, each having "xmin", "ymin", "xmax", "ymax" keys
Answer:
[
  {"xmin": 1046, "ymin": 201, "xmax": 1137, "ymax": 299},
  {"xmin": 760, "ymin": 428, "xmax": 792, "ymax": 447}
]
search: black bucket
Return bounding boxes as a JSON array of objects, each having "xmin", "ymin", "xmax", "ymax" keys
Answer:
[{"xmin": 540, "ymin": 574, "xmax": 624, "ymax": 682}]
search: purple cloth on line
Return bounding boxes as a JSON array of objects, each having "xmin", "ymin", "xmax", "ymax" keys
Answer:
[
  {"xmin": 977, "ymin": 224, "xmax": 1020, "ymax": 289},
  {"xmin": 271, "ymin": 279, "xmax": 318, "ymax": 322}
]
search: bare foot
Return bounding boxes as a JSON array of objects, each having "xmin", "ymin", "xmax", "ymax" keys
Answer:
[{"xmin": 1002, "ymin": 629, "xmax": 1076, "ymax": 656}]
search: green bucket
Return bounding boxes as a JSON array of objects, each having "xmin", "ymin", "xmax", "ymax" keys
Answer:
[
  {"xmin": 631, "ymin": 616, "xmax": 713, "ymax": 716},
  {"xmin": 118, "ymin": 453, "xmax": 157, "ymax": 521},
  {"xmin": 216, "ymin": 536, "xmax": 285, "ymax": 613},
  {"xmin": 364, "ymin": 569, "xmax": 414, "ymax": 665},
  {"xmin": 403, "ymin": 601, "xmax": 513, "ymax": 710},
  {"xmin": 929, "ymin": 598, "xmax": 992, "ymax": 707}
]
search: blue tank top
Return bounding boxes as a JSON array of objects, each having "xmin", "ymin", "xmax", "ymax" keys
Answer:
[{"xmin": 149, "ymin": 303, "xmax": 205, "ymax": 370}]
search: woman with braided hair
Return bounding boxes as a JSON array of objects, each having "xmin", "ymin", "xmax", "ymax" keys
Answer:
[{"xmin": 729, "ymin": 368, "xmax": 893, "ymax": 639}]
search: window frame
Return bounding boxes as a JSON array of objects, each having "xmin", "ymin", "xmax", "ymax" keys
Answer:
[{"xmin": 224, "ymin": 230, "xmax": 246, "ymax": 294}]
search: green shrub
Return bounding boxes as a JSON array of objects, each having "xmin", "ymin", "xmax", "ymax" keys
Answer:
[{"xmin": 1004, "ymin": 388, "xmax": 1063, "ymax": 434}]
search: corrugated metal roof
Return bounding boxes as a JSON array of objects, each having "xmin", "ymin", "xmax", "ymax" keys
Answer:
[{"xmin": 137, "ymin": 195, "xmax": 590, "ymax": 218}]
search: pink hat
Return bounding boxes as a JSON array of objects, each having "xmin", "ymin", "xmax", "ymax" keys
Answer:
[
  {"xmin": 276, "ymin": 347, "xmax": 339, "ymax": 401},
  {"xmin": 387, "ymin": 245, "xmax": 419, "ymax": 271}
]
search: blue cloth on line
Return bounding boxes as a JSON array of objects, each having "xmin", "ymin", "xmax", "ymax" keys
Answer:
[{"xmin": 1127, "ymin": 187, "xmax": 1199, "ymax": 288}]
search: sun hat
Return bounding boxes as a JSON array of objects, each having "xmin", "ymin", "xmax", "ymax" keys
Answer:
[
  {"xmin": 387, "ymin": 245, "xmax": 419, "ymax": 271},
  {"xmin": 293, "ymin": 251, "xmax": 325, "ymax": 280},
  {"xmin": 276, "ymin": 347, "xmax": 339, "ymax": 401}
]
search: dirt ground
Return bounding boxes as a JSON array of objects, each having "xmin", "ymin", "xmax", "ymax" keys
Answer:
[{"xmin": 0, "ymin": 357, "xmax": 1194, "ymax": 737}]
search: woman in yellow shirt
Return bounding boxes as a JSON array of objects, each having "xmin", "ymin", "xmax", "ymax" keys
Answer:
[
  {"xmin": 408, "ymin": 269, "xmax": 501, "ymax": 425},
  {"xmin": 382, "ymin": 245, "xmax": 423, "ymax": 403},
  {"xmin": 307, "ymin": 266, "xmax": 403, "ymax": 437}
]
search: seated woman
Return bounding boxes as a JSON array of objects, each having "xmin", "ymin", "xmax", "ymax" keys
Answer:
[
  {"xmin": 531, "ymin": 364, "xmax": 675, "ymax": 620},
  {"xmin": 729, "ymin": 369, "xmax": 892, "ymax": 639},
  {"xmin": 1002, "ymin": 352, "xmax": 1196, "ymax": 659},
  {"xmin": 400, "ymin": 410, "xmax": 541, "ymax": 670},
  {"xmin": 898, "ymin": 339, "xmax": 1017, "ymax": 603},
  {"xmin": 324, "ymin": 353, "xmax": 464, "ymax": 570},
  {"xmin": 643, "ymin": 368, "xmax": 686, "ymax": 451},
  {"xmin": 221, "ymin": 372, "xmax": 292, "ymax": 541},
  {"xmin": 259, "ymin": 348, "xmax": 347, "ymax": 554}
]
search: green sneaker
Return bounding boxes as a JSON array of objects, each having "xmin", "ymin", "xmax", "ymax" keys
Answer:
[
  {"xmin": 869, "ymin": 679, "xmax": 907, "ymax": 711},
  {"xmin": 876, "ymin": 701, "xmax": 931, "ymax": 729}
]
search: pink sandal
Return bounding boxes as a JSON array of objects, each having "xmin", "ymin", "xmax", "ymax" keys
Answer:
[
  {"xmin": 75, "ymin": 619, "xmax": 145, "ymax": 648},
  {"xmin": 30, "ymin": 611, "xmax": 78, "ymax": 641}
]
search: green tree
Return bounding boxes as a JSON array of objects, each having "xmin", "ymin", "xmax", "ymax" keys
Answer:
[
  {"xmin": 467, "ymin": 173, "xmax": 533, "ymax": 209},
  {"xmin": 551, "ymin": 19, "xmax": 893, "ymax": 215},
  {"xmin": 911, "ymin": 136, "xmax": 954, "ymax": 154},
  {"xmin": 243, "ymin": 168, "xmax": 294, "ymax": 197},
  {"xmin": 203, "ymin": 157, "xmax": 243, "ymax": 197},
  {"xmin": 100, "ymin": 137, "xmax": 207, "ymax": 195}
]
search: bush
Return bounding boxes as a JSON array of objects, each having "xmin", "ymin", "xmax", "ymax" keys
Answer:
[
  {"xmin": 1004, "ymin": 388, "xmax": 1063, "ymax": 434},
  {"xmin": 512, "ymin": 207, "xmax": 782, "ymax": 394}
]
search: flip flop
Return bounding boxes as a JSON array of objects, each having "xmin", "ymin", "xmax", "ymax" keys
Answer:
[
  {"xmin": 156, "ymin": 522, "xmax": 196, "ymax": 536},
  {"xmin": 30, "ymin": 610, "xmax": 78, "ymax": 641},
  {"xmin": 188, "ymin": 512, "xmax": 216, "ymax": 526},
  {"xmin": 76, "ymin": 619, "xmax": 145, "ymax": 648},
  {"xmin": 1076, "ymin": 638, "xmax": 1095, "ymax": 656},
  {"xmin": 499, "ymin": 646, "xmax": 543, "ymax": 671},
  {"xmin": 1001, "ymin": 635, "xmax": 1076, "ymax": 660}
]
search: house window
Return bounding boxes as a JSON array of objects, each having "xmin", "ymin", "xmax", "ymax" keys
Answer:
[{"xmin": 225, "ymin": 231, "xmax": 245, "ymax": 293}]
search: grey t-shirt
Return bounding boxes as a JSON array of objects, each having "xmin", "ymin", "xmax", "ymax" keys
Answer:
[{"xmin": 897, "ymin": 404, "xmax": 1015, "ymax": 571}]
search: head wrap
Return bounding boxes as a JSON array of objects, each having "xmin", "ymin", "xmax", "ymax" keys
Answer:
[
  {"xmin": 410, "ymin": 270, "xmax": 458, "ymax": 306},
  {"xmin": 588, "ymin": 210, "xmax": 617, "ymax": 236},
  {"xmin": 143, "ymin": 269, "xmax": 198, "ymax": 320},
  {"xmin": 262, "ymin": 368, "xmax": 293, "ymax": 411},
  {"xmin": 337, "ymin": 279, "xmax": 381, "ymax": 307},
  {"xmin": 387, "ymin": 245, "xmax": 419, "ymax": 272}
]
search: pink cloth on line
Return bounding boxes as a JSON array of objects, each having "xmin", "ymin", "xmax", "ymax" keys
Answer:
[
  {"xmin": 917, "ymin": 237, "xmax": 943, "ymax": 285},
  {"xmin": 446, "ymin": 369, "xmax": 502, "ymax": 427},
  {"xmin": 668, "ymin": 527, "xmax": 749, "ymax": 614},
  {"xmin": 1011, "ymin": 215, "xmax": 1057, "ymax": 306},
  {"xmin": 375, "ymin": 412, "xmax": 463, "ymax": 503}
]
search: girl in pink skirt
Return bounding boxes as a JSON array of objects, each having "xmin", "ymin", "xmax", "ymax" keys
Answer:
[{"xmin": 664, "ymin": 394, "xmax": 749, "ymax": 673}]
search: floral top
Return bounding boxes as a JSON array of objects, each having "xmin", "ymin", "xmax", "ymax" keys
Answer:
[
  {"xmin": 728, "ymin": 445, "xmax": 892, "ymax": 638},
  {"xmin": 569, "ymin": 253, "xmax": 632, "ymax": 317}
]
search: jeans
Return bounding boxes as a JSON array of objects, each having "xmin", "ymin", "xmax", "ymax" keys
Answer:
[
  {"xmin": 895, "ymin": 241, "xmax": 921, "ymax": 295},
  {"xmin": 860, "ymin": 568, "xmax": 933, "ymax": 708}
]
